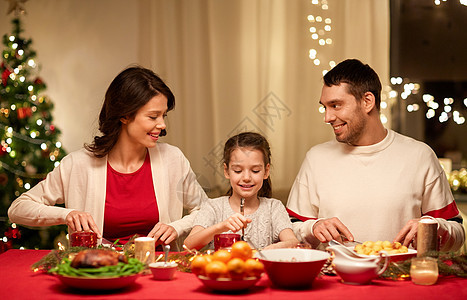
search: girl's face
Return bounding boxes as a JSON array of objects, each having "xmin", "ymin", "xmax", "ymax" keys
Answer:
[
  {"xmin": 120, "ymin": 94, "xmax": 168, "ymax": 149},
  {"xmin": 224, "ymin": 147, "xmax": 270, "ymax": 200}
]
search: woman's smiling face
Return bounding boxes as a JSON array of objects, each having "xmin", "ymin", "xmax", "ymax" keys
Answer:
[{"xmin": 121, "ymin": 94, "xmax": 168, "ymax": 149}]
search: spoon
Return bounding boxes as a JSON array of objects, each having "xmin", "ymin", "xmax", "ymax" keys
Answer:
[
  {"xmin": 328, "ymin": 240, "xmax": 375, "ymax": 260},
  {"xmin": 163, "ymin": 245, "xmax": 170, "ymax": 266},
  {"xmin": 240, "ymin": 198, "xmax": 245, "ymax": 241}
]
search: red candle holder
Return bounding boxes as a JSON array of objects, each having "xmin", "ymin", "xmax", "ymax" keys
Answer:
[
  {"xmin": 70, "ymin": 231, "xmax": 97, "ymax": 248},
  {"xmin": 213, "ymin": 233, "xmax": 241, "ymax": 251}
]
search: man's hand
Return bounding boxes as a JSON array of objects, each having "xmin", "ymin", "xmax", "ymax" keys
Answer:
[
  {"xmin": 312, "ymin": 217, "xmax": 354, "ymax": 243},
  {"xmin": 393, "ymin": 218, "xmax": 420, "ymax": 248},
  {"xmin": 148, "ymin": 222, "xmax": 178, "ymax": 245},
  {"xmin": 66, "ymin": 210, "xmax": 102, "ymax": 238}
]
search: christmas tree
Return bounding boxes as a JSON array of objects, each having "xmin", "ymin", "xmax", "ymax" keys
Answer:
[{"xmin": 0, "ymin": 15, "xmax": 67, "ymax": 251}]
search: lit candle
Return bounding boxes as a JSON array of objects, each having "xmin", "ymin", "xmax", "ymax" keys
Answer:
[
  {"xmin": 134, "ymin": 237, "xmax": 155, "ymax": 264},
  {"xmin": 410, "ymin": 257, "xmax": 438, "ymax": 285}
]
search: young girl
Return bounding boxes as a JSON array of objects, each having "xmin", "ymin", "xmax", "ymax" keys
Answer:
[{"xmin": 184, "ymin": 132, "xmax": 298, "ymax": 250}]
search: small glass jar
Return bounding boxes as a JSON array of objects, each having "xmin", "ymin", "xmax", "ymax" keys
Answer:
[
  {"xmin": 69, "ymin": 231, "xmax": 97, "ymax": 248},
  {"xmin": 213, "ymin": 233, "xmax": 241, "ymax": 251},
  {"xmin": 410, "ymin": 257, "xmax": 438, "ymax": 285}
]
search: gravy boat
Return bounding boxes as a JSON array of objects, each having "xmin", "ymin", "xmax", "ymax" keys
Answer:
[{"xmin": 327, "ymin": 245, "xmax": 389, "ymax": 285}]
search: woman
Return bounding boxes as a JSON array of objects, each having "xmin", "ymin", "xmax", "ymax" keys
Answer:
[{"xmin": 8, "ymin": 66, "xmax": 207, "ymax": 249}]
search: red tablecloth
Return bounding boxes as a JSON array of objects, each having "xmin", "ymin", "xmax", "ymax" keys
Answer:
[{"xmin": 1, "ymin": 249, "xmax": 466, "ymax": 299}]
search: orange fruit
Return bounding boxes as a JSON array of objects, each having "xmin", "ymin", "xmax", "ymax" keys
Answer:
[
  {"xmin": 227, "ymin": 258, "xmax": 245, "ymax": 280},
  {"xmin": 190, "ymin": 255, "xmax": 210, "ymax": 276},
  {"xmin": 205, "ymin": 261, "xmax": 228, "ymax": 279},
  {"xmin": 230, "ymin": 241, "xmax": 252, "ymax": 260},
  {"xmin": 244, "ymin": 258, "xmax": 264, "ymax": 278},
  {"xmin": 212, "ymin": 249, "xmax": 232, "ymax": 264}
]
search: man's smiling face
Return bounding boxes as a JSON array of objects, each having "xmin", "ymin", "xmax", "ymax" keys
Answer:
[{"xmin": 319, "ymin": 83, "xmax": 368, "ymax": 145}]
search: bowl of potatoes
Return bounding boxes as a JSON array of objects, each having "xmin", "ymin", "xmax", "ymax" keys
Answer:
[{"xmin": 351, "ymin": 240, "xmax": 417, "ymax": 262}]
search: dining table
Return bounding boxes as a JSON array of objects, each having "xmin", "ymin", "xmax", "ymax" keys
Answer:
[{"xmin": 1, "ymin": 249, "xmax": 466, "ymax": 300}]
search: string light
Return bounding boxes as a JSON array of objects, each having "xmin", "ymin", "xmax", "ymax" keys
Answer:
[
  {"xmin": 380, "ymin": 114, "xmax": 388, "ymax": 124},
  {"xmin": 435, "ymin": 0, "xmax": 466, "ymax": 6},
  {"xmin": 307, "ymin": 0, "xmax": 334, "ymax": 74},
  {"xmin": 0, "ymin": 124, "xmax": 56, "ymax": 145},
  {"xmin": 426, "ymin": 109, "xmax": 436, "ymax": 119},
  {"xmin": 390, "ymin": 78, "xmax": 466, "ymax": 125}
]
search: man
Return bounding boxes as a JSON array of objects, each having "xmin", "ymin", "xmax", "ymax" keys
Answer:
[{"xmin": 287, "ymin": 59, "xmax": 465, "ymax": 251}]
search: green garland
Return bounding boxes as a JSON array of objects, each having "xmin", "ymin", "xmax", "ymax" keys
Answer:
[
  {"xmin": 32, "ymin": 240, "xmax": 199, "ymax": 274},
  {"xmin": 31, "ymin": 246, "xmax": 94, "ymax": 272},
  {"xmin": 381, "ymin": 251, "xmax": 467, "ymax": 280}
]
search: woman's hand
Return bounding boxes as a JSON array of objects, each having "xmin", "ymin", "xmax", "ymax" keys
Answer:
[
  {"xmin": 148, "ymin": 222, "xmax": 178, "ymax": 245},
  {"xmin": 66, "ymin": 210, "xmax": 102, "ymax": 238},
  {"xmin": 221, "ymin": 213, "xmax": 252, "ymax": 233}
]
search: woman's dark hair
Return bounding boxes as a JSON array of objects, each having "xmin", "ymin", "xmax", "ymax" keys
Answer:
[
  {"xmin": 223, "ymin": 132, "xmax": 272, "ymax": 198},
  {"xmin": 85, "ymin": 66, "xmax": 175, "ymax": 157},
  {"xmin": 323, "ymin": 59, "xmax": 382, "ymax": 110}
]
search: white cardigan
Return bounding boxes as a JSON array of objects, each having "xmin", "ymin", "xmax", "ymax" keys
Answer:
[{"xmin": 8, "ymin": 143, "xmax": 208, "ymax": 249}]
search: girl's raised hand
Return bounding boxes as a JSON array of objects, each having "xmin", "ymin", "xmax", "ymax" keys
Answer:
[{"xmin": 222, "ymin": 213, "xmax": 252, "ymax": 233}]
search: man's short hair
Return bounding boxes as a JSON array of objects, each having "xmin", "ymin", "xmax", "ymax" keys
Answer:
[{"xmin": 323, "ymin": 59, "xmax": 382, "ymax": 110}]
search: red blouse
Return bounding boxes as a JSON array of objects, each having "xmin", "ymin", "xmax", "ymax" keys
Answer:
[{"xmin": 103, "ymin": 153, "xmax": 159, "ymax": 244}]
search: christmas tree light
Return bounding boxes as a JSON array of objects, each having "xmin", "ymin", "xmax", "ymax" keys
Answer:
[{"xmin": 1, "ymin": 16, "xmax": 67, "ymax": 251}]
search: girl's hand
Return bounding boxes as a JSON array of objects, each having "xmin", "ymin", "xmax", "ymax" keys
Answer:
[
  {"xmin": 148, "ymin": 222, "xmax": 178, "ymax": 245},
  {"xmin": 222, "ymin": 213, "xmax": 252, "ymax": 233},
  {"xmin": 66, "ymin": 210, "xmax": 102, "ymax": 238}
]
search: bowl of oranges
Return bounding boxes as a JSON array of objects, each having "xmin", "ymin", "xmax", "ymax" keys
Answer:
[{"xmin": 190, "ymin": 241, "xmax": 264, "ymax": 292}]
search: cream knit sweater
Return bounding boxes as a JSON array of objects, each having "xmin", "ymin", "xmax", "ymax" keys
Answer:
[{"xmin": 287, "ymin": 130, "xmax": 465, "ymax": 251}]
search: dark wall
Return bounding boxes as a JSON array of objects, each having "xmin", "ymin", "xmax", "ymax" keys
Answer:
[
  {"xmin": 390, "ymin": 0, "xmax": 467, "ymax": 81},
  {"xmin": 390, "ymin": 0, "xmax": 467, "ymax": 165}
]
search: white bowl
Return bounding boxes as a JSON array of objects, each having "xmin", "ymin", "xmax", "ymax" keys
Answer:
[
  {"xmin": 257, "ymin": 248, "xmax": 330, "ymax": 289},
  {"xmin": 149, "ymin": 262, "xmax": 178, "ymax": 280},
  {"xmin": 332, "ymin": 259, "xmax": 387, "ymax": 285}
]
